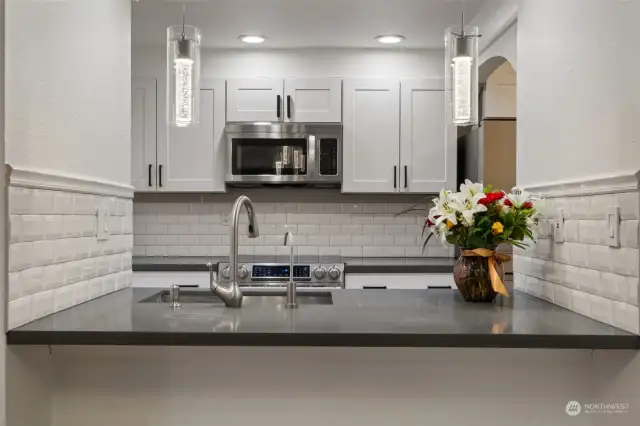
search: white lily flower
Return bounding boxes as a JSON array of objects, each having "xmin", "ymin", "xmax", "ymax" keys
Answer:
[
  {"xmin": 507, "ymin": 187, "xmax": 538, "ymax": 208},
  {"xmin": 451, "ymin": 191, "xmax": 487, "ymax": 226},
  {"xmin": 431, "ymin": 189, "xmax": 458, "ymax": 226},
  {"xmin": 459, "ymin": 179, "xmax": 484, "ymax": 200}
]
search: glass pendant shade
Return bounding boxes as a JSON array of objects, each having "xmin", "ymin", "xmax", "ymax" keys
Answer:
[
  {"xmin": 167, "ymin": 25, "xmax": 201, "ymax": 127},
  {"xmin": 445, "ymin": 25, "xmax": 479, "ymax": 126}
]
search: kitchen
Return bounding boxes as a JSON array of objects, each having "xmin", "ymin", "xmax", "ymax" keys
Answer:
[{"xmin": 2, "ymin": 1, "xmax": 640, "ymax": 425}]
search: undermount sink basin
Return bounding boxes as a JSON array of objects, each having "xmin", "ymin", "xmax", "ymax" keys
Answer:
[{"xmin": 139, "ymin": 289, "xmax": 334, "ymax": 306}]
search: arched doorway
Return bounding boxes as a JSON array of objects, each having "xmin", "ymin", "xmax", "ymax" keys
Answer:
[{"xmin": 458, "ymin": 56, "xmax": 517, "ymax": 273}]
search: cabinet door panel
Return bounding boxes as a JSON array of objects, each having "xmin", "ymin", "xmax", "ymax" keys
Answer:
[
  {"xmin": 342, "ymin": 79, "xmax": 400, "ymax": 193},
  {"xmin": 226, "ymin": 78, "xmax": 283, "ymax": 122},
  {"xmin": 284, "ymin": 78, "xmax": 341, "ymax": 122},
  {"xmin": 400, "ymin": 79, "xmax": 455, "ymax": 193},
  {"xmin": 131, "ymin": 77, "xmax": 157, "ymax": 192},
  {"xmin": 157, "ymin": 79, "xmax": 226, "ymax": 192}
]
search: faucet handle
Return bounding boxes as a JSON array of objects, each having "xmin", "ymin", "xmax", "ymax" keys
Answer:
[{"xmin": 169, "ymin": 285, "xmax": 181, "ymax": 309}]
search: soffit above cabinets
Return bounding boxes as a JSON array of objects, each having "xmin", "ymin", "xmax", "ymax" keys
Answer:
[{"xmin": 132, "ymin": 0, "xmax": 488, "ymax": 49}]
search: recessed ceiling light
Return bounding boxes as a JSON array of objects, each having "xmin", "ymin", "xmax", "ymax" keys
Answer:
[
  {"xmin": 239, "ymin": 35, "xmax": 267, "ymax": 44},
  {"xmin": 375, "ymin": 35, "xmax": 406, "ymax": 44}
]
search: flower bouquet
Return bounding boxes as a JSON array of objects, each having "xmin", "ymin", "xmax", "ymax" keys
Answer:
[{"xmin": 425, "ymin": 180, "xmax": 540, "ymax": 302}]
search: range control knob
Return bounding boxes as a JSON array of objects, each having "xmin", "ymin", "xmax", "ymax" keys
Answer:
[
  {"xmin": 221, "ymin": 265, "xmax": 230, "ymax": 279},
  {"xmin": 237, "ymin": 266, "xmax": 249, "ymax": 279},
  {"xmin": 328, "ymin": 267, "xmax": 341, "ymax": 280},
  {"xmin": 314, "ymin": 267, "xmax": 326, "ymax": 279}
]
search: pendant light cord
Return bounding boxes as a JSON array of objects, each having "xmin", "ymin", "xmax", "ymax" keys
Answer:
[
  {"xmin": 181, "ymin": 4, "xmax": 187, "ymax": 40},
  {"xmin": 460, "ymin": 0, "xmax": 465, "ymax": 36}
]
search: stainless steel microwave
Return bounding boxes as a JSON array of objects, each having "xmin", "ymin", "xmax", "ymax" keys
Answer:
[{"xmin": 225, "ymin": 122, "xmax": 342, "ymax": 186}]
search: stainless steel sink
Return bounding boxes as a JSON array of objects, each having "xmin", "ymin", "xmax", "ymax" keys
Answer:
[{"xmin": 139, "ymin": 289, "xmax": 333, "ymax": 306}]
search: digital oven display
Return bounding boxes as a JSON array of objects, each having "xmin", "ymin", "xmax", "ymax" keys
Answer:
[{"xmin": 252, "ymin": 265, "xmax": 311, "ymax": 280}]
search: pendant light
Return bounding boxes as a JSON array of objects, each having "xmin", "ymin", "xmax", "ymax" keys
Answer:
[
  {"xmin": 167, "ymin": 6, "xmax": 201, "ymax": 127},
  {"xmin": 445, "ymin": 1, "xmax": 480, "ymax": 126}
]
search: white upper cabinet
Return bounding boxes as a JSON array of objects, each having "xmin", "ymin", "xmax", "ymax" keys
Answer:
[
  {"xmin": 131, "ymin": 77, "xmax": 157, "ymax": 192},
  {"xmin": 226, "ymin": 78, "xmax": 283, "ymax": 122},
  {"xmin": 342, "ymin": 79, "xmax": 400, "ymax": 193},
  {"xmin": 157, "ymin": 79, "xmax": 226, "ymax": 192},
  {"xmin": 284, "ymin": 79, "xmax": 342, "ymax": 123},
  {"xmin": 400, "ymin": 79, "xmax": 455, "ymax": 193}
]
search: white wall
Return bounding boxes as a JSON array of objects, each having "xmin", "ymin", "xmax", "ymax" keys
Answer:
[
  {"xmin": 5, "ymin": 0, "xmax": 132, "ymax": 186},
  {"xmin": 133, "ymin": 47, "xmax": 444, "ymax": 81},
  {"xmin": 0, "ymin": 0, "xmax": 6, "ymax": 423},
  {"xmin": 480, "ymin": 22, "xmax": 517, "ymax": 71},
  {"xmin": 517, "ymin": 0, "xmax": 640, "ymax": 187}
]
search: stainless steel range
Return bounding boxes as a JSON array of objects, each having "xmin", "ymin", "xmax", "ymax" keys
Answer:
[{"xmin": 217, "ymin": 255, "xmax": 344, "ymax": 289}]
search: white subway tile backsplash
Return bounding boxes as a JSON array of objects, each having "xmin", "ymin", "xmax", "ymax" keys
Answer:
[
  {"xmin": 266, "ymin": 213, "xmax": 288, "ymax": 224},
  {"xmin": 341, "ymin": 203, "xmax": 363, "ymax": 214},
  {"xmin": 363, "ymin": 246, "xmax": 385, "ymax": 257},
  {"xmin": 612, "ymin": 302, "xmax": 640, "ymax": 334},
  {"xmin": 330, "ymin": 236, "xmax": 352, "ymax": 247},
  {"xmin": 578, "ymin": 220, "xmax": 603, "ymax": 245},
  {"xmin": 307, "ymin": 236, "xmax": 330, "ymax": 246},
  {"xmin": 167, "ymin": 224, "xmax": 190, "ymax": 235},
  {"xmin": 363, "ymin": 225, "xmax": 385, "ymax": 235},
  {"xmin": 190, "ymin": 246, "xmax": 211, "ymax": 256},
  {"xmin": 351, "ymin": 214, "xmax": 374, "ymax": 225},
  {"xmin": 383, "ymin": 247, "xmax": 406, "ymax": 257},
  {"xmin": 322, "ymin": 204, "xmax": 342, "ymax": 214},
  {"xmin": 298, "ymin": 225, "xmax": 319, "ymax": 235},
  {"xmin": 330, "ymin": 214, "xmax": 351, "ymax": 225},
  {"xmin": 515, "ymin": 190, "xmax": 640, "ymax": 334},
  {"xmin": 146, "ymin": 224, "xmax": 168, "ymax": 235},
  {"xmin": 319, "ymin": 247, "xmax": 341, "ymax": 256},
  {"xmin": 352, "ymin": 235, "xmax": 374, "ymax": 246},
  {"xmin": 296, "ymin": 246, "xmax": 319, "ymax": 256},
  {"xmin": 373, "ymin": 235, "xmax": 395, "ymax": 246},
  {"xmin": 32, "ymin": 290, "xmax": 55, "ymax": 320},
  {"xmin": 341, "ymin": 246, "xmax": 363, "ymax": 257},
  {"xmin": 617, "ymin": 192, "xmax": 640, "ymax": 220},
  {"xmin": 395, "ymin": 235, "xmax": 417, "ymax": 246},
  {"xmin": 620, "ymin": 220, "xmax": 639, "ymax": 248},
  {"xmin": 385, "ymin": 225, "xmax": 406, "ymax": 235},
  {"xmin": 320, "ymin": 225, "xmax": 342, "ymax": 235},
  {"xmin": 362, "ymin": 204, "xmax": 386, "ymax": 214}
]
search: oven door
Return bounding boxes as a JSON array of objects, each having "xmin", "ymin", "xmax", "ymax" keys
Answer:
[{"xmin": 226, "ymin": 133, "xmax": 313, "ymax": 184}]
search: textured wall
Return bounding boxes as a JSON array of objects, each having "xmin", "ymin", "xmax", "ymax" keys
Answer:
[
  {"xmin": 133, "ymin": 192, "xmax": 451, "ymax": 258},
  {"xmin": 514, "ymin": 190, "xmax": 640, "ymax": 334},
  {"xmin": 8, "ymin": 186, "xmax": 133, "ymax": 329}
]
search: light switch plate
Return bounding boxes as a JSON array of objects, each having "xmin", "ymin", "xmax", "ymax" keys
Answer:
[
  {"xmin": 605, "ymin": 206, "xmax": 620, "ymax": 247},
  {"xmin": 97, "ymin": 206, "xmax": 110, "ymax": 241},
  {"xmin": 554, "ymin": 208, "xmax": 565, "ymax": 243}
]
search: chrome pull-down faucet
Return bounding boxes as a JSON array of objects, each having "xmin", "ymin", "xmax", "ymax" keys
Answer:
[
  {"xmin": 209, "ymin": 195, "xmax": 260, "ymax": 307},
  {"xmin": 284, "ymin": 231, "xmax": 297, "ymax": 308}
]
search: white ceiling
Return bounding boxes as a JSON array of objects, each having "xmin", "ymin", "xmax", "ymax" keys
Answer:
[{"xmin": 132, "ymin": 0, "xmax": 489, "ymax": 49}]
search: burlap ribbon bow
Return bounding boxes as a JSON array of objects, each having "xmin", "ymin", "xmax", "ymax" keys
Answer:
[{"xmin": 461, "ymin": 248, "xmax": 511, "ymax": 297}]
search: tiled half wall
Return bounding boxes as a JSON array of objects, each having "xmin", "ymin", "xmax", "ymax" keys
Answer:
[
  {"xmin": 514, "ymin": 175, "xmax": 640, "ymax": 334},
  {"xmin": 133, "ymin": 190, "xmax": 453, "ymax": 259},
  {"xmin": 7, "ymin": 169, "xmax": 134, "ymax": 329}
]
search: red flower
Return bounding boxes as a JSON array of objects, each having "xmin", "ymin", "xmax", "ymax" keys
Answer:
[
  {"xmin": 503, "ymin": 199, "xmax": 513, "ymax": 207},
  {"xmin": 478, "ymin": 191, "xmax": 505, "ymax": 206},
  {"xmin": 522, "ymin": 201, "xmax": 534, "ymax": 209},
  {"xmin": 426, "ymin": 218, "xmax": 434, "ymax": 227}
]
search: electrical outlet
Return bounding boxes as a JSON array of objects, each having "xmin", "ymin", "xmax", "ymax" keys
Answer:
[
  {"xmin": 97, "ymin": 206, "xmax": 110, "ymax": 241},
  {"xmin": 554, "ymin": 208, "xmax": 565, "ymax": 243},
  {"xmin": 222, "ymin": 212, "xmax": 230, "ymax": 225},
  {"xmin": 605, "ymin": 206, "xmax": 620, "ymax": 247}
]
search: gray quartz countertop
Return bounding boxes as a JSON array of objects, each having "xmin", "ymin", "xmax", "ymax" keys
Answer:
[
  {"xmin": 132, "ymin": 256, "xmax": 456, "ymax": 274},
  {"xmin": 7, "ymin": 288, "xmax": 638, "ymax": 349}
]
